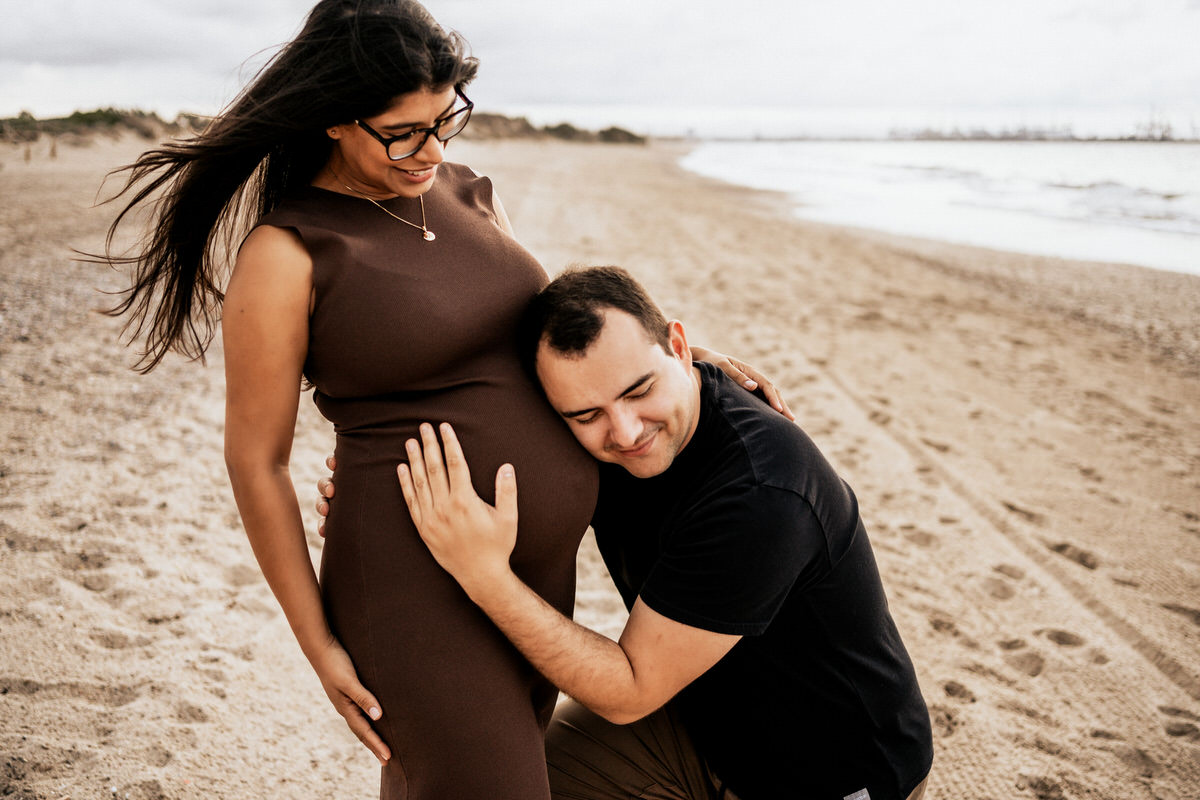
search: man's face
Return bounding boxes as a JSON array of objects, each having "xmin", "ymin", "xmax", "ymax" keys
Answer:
[{"xmin": 536, "ymin": 309, "xmax": 701, "ymax": 479}]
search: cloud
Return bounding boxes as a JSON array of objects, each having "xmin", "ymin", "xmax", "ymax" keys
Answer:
[
  {"xmin": 2, "ymin": 0, "xmax": 1198, "ymax": 120},
  {"xmin": 433, "ymin": 0, "xmax": 1200, "ymax": 110}
]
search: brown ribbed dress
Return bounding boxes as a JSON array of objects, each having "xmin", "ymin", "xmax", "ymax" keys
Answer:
[{"xmin": 255, "ymin": 163, "xmax": 599, "ymax": 800}]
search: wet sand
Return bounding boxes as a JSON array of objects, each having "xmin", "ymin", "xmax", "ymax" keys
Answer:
[{"xmin": 1, "ymin": 134, "xmax": 1198, "ymax": 799}]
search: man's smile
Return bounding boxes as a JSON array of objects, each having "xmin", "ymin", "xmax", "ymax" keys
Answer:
[{"xmin": 612, "ymin": 429, "xmax": 659, "ymax": 458}]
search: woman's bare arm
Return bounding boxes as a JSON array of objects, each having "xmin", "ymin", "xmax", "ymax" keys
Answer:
[{"xmin": 222, "ymin": 225, "xmax": 389, "ymax": 765}]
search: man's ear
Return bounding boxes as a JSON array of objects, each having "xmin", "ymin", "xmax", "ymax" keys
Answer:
[{"xmin": 667, "ymin": 320, "xmax": 690, "ymax": 362}]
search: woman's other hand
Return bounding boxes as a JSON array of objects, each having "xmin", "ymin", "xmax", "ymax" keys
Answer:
[
  {"xmin": 691, "ymin": 346, "xmax": 795, "ymax": 421},
  {"xmin": 315, "ymin": 454, "xmax": 336, "ymax": 537},
  {"xmin": 310, "ymin": 635, "xmax": 390, "ymax": 766}
]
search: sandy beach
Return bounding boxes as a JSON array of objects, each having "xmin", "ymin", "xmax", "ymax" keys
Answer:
[{"xmin": 2, "ymin": 133, "xmax": 1198, "ymax": 799}]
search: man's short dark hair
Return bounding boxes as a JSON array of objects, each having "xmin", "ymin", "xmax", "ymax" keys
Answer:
[{"xmin": 519, "ymin": 266, "xmax": 670, "ymax": 374}]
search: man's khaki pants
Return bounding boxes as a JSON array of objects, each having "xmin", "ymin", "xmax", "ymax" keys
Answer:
[{"xmin": 545, "ymin": 699, "xmax": 929, "ymax": 800}]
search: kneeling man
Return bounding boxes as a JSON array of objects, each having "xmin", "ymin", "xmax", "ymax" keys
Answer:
[{"xmin": 397, "ymin": 267, "xmax": 933, "ymax": 800}]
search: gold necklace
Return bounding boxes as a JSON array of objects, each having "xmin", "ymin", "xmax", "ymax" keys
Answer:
[{"xmin": 336, "ymin": 177, "xmax": 436, "ymax": 242}]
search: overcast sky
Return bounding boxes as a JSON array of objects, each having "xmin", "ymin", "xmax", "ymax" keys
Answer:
[{"xmin": 2, "ymin": 0, "xmax": 1198, "ymax": 134}]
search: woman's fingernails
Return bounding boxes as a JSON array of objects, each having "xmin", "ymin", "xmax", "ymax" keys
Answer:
[{"xmin": 369, "ymin": 706, "xmax": 381, "ymax": 720}]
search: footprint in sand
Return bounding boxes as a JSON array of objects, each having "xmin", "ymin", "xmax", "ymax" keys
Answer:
[
  {"xmin": 1005, "ymin": 650, "xmax": 1046, "ymax": 678},
  {"xmin": 1016, "ymin": 774, "xmax": 1067, "ymax": 800},
  {"xmin": 993, "ymin": 564, "xmax": 1025, "ymax": 580},
  {"xmin": 984, "ymin": 563, "xmax": 1023, "ymax": 600},
  {"xmin": 0, "ymin": 676, "xmax": 142, "ymax": 707},
  {"xmin": 920, "ymin": 437, "xmax": 951, "ymax": 454},
  {"xmin": 1163, "ymin": 724, "xmax": 1200, "ymax": 741},
  {"xmin": 118, "ymin": 779, "xmax": 169, "ymax": 800},
  {"xmin": 164, "ymin": 725, "xmax": 200, "ymax": 750},
  {"xmin": 1003, "ymin": 500, "xmax": 1046, "ymax": 526},
  {"xmin": 915, "ymin": 465, "xmax": 939, "ymax": 487},
  {"xmin": 1, "ymin": 755, "xmax": 32, "ymax": 795},
  {"xmin": 927, "ymin": 704, "xmax": 959, "ymax": 738},
  {"xmin": 1109, "ymin": 745, "xmax": 1160, "ymax": 778},
  {"xmin": 942, "ymin": 680, "xmax": 976, "ymax": 703},
  {"xmin": 144, "ymin": 744, "xmax": 174, "ymax": 767},
  {"xmin": 996, "ymin": 638, "xmax": 1047, "ymax": 677},
  {"xmin": 43, "ymin": 543, "xmax": 121, "ymax": 593},
  {"xmin": 927, "ymin": 612, "xmax": 979, "ymax": 649},
  {"xmin": 1159, "ymin": 706, "xmax": 1200, "ymax": 742},
  {"xmin": 1022, "ymin": 734, "xmax": 1067, "ymax": 758},
  {"xmin": 1161, "ymin": 603, "xmax": 1200, "ymax": 628},
  {"xmin": 2, "ymin": 527, "xmax": 59, "ymax": 554},
  {"xmin": 963, "ymin": 661, "xmax": 1016, "ymax": 687},
  {"xmin": 996, "ymin": 698, "xmax": 1056, "ymax": 725},
  {"xmin": 1164, "ymin": 505, "xmax": 1199, "ymax": 525},
  {"xmin": 176, "ymin": 701, "xmax": 211, "ymax": 723},
  {"xmin": 1047, "ymin": 541, "xmax": 1100, "ymax": 570},
  {"xmin": 89, "ymin": 628, "xmax": 152, "ymax": 650},
  {"xmin": 2, "ymin": 745, "xmax": 101, "ymax": 792},
  {"xmin": 904, "ymin": 529, "xmax": 938, "ymax": 549},
  {"xmin": 983, "ymin": 576, "xmax": 1015, "ymax": 600},
  {"xmin": 1038, "ymin": 629, "xmax": 1086, "ymax": 647},
  {"xmin": 78, "ymin": 572, "xmax": 114, "ymax": 592}
]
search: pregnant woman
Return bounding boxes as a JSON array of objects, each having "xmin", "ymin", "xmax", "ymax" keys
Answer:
[{"xmin": 99, "ymin": 1, "xmax": 785, "ymax": 797}]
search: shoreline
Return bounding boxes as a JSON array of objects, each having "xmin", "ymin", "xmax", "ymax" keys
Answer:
[
  {"xmin": 675, "ymin": 137, "xmax": 1200, "ymax": 282},
  {"xmin": 659, "ymin": 136, "xmax": 1200, "ymax": 374},
  {"xmin": 2, "ymin": 135, "xmax": 1198, "ymax": 799}
]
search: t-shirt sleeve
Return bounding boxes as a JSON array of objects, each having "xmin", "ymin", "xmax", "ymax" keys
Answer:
[{"xmin": 638, "ymin": 483, "xmax": 830, "ymax": 636}]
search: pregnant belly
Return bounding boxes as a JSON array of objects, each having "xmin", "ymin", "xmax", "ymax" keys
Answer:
[{"xmin": 318, "ymin": 380, "xmax": 599, "ymax": 599}]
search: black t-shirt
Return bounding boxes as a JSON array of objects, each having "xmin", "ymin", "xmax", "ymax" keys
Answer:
[{"xmin": 590, "ymin": 362, "xmax": 933, "ymax": 800}]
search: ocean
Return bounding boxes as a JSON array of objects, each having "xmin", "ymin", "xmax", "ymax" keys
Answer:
[{"xmin": 677, "ymin": 140, "xmax": 1200, "ymax": 276}]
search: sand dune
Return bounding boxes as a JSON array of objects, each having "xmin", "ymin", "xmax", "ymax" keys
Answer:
[{"xmin": 1, "ymin": 135, "xmax": 1198, "ymax": 799}]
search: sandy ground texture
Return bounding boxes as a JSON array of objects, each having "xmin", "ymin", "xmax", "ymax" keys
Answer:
[{"xmin": 1, "ymin": 134, "xmax": 1198, "ymax": 800}]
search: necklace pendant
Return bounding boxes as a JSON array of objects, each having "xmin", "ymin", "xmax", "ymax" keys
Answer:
[{"xmin": 423, "ymin": 230, "xmax": 436, "ymax": 242}]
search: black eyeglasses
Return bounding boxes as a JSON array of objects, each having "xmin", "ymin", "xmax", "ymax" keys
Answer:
[{"xmin": 355, "ymin": 89, "xmax": 474, "ymax": 161}]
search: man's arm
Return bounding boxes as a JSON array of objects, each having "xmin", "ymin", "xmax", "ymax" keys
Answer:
[{"xmin": 398, "ymin": 423, "xmax": 741, "ymax": 724}]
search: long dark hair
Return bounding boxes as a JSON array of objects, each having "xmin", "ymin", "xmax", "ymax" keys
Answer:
[{"xmin": 96, "ymin": 0, "xmax": 477, "ymax": 372}]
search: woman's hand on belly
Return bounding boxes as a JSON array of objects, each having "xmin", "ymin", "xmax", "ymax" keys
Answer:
[{"xmin": 397, "ymin": 422, "xmax": 519, "ymax": 597}]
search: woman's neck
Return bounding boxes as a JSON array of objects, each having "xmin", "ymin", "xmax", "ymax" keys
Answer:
[{"xmin": 312, "ymin": 155, "xmax": 398, "ymax": 201}]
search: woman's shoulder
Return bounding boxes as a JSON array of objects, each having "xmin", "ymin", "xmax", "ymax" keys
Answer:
[
  {"xmin": 438, "ymin": 161, "xmax": 499, "ymax": 220},
  {"xmin": 439, "ymin": 161, "xmax": 493, "ymax": 194},
  {"xmin": 237, "ymin": 221, "xmax": 310, "ymax": 272},
  {"xmin": 440, "ymin": 160, "xmax": 487, "ymax": 182}
]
